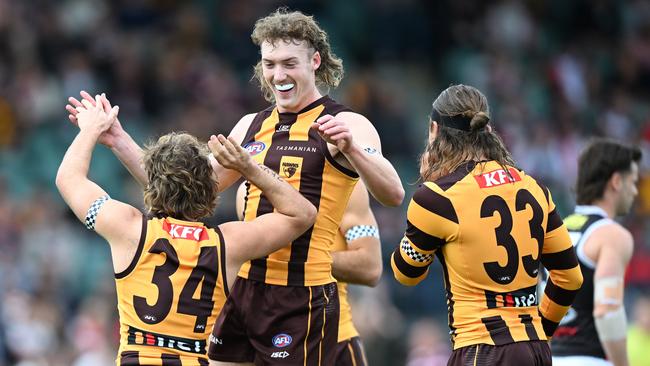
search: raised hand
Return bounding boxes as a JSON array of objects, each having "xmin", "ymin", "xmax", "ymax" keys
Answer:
[
  {"xmin": 311, "ymin": 114, "xmax": 354, "ymax": 153},
  {"xmin": 208, "ymin": 134, "xmax": 255, "ymax": 175},
  {"xmin": 66, "ymin": 91, "xmax": 124, "ymax": 148},
  {"xmin": 76, "ymin": 94, "xmax": 119, "ymax": 135}
]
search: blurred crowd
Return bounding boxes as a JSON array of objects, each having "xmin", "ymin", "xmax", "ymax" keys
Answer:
[{"xmin": 1, "ymin": 0, "xmax": 650, "ymax": 365}]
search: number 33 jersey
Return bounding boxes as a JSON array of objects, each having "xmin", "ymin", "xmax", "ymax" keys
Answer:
[
  {"xmin": 114, "ymin": 216, "xmax": 228, "ymax": 365},
  {"xmin": 391, "ymin": 161, "xmax": 582, "ymax": 350}
]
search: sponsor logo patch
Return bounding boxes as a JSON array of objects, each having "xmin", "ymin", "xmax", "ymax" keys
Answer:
[
  {"xmin": 209, "ymin": 334, "xmax": 222, "ymax": 345},
  {"xmin": 244, "ymin": 141, "xmax": 266, "ymax": 156},
  {"xmin": 127, "ymin": 326, "xmax": 205, "ymax": 354},
  {"xmin": 276, "ymin": 124, "xmax": 290, "ymax": 132},
  {"xmin": 475, "ymin": 168, "xmax": 522, "ymax": 188},
  {"xmin": 162, "ymin": 221, "xmax": 208, "ymax": 241},
  {"xmin": 282, "ymin": 162, "xmax": 299, "ymax": 178},
  {"xmin": 485, "ymin": 285, "xmax": 538, "ymax": 309},
  {"xmin": 272, "ymin": 333, "xmax": 292, "ymax": 348},
  {"xmin": 271, "ymin": 351, "xmax": 290, "ymax": 359}
]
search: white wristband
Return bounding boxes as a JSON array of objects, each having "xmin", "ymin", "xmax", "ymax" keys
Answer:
[{"xmin": 344, "ymin": 225, "xmax": 379, "ymax": 242}]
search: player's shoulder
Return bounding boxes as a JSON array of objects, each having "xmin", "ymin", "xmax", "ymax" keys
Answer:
[
  {"xmin": 588, "ymin": 219, "xmax": 634, "ymax": 255},
  {"xmin": 593, "ymin": 220, "xmax": 633, "ymax": 243},
  {"xmin": 237, "ymin": 112, "xmax": 258, "ymax": 126},
  {"xmin": 515, "ymin": 167, "xmax": 552, "ymax": 203},
  {"xmin": 230, "ymin": 113, "xmax": 257, "ymax": 138},
  {"xmin": 335, "ymin": 111, "xmax": 370, "ymax": 125},
  {"xmin": 410, "ymin": 182, "xmax": 458, "ymax": 222}
]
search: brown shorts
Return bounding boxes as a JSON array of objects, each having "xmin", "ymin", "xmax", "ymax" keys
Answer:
[
  {"xmin": 448, "ymin": 341, "xmax": 551, "ymax": 366},
  {"xmin": 208, "ymin": 277, "xmax": 339, "ymax": 365},
  {"xmin": 334, "ymin": 336, "xmax": 367, "ymax": 366}
]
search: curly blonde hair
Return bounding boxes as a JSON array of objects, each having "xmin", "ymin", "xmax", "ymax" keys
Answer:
[
  {"xmin": 251, "ymin": 8, "xmax": 344, "ymax": 102},
  {"xmin": 143, "ymin": 132, "xmax": 218, "ymax": 221},
  {"xmin": 420, "ymin": 84, "xmax": 515, "ymax": 181}
]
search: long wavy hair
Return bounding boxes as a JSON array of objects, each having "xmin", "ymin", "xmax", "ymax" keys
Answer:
[
  {"xmin": 420, "ymin": 84, "xmax": 515, "ymax": 181},
  {"xmin": 143, "ymin": 132, "xmax": 218, "ymax": 221},
  {"xmin": 251, "ymin": 8, "xmax": 344, "ymax": 102}
]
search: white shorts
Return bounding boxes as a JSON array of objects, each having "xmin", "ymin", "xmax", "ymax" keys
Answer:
[{"xmin": 552, "ymin": 356, "xmax": 612, "ymax": 366}]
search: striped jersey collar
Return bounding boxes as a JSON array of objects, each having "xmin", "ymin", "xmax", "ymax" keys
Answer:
[
  {"xmin": 574, "ymin": 205, "xmax": 608, "ymax": 218},
  {"xmin": 276, "ymin": 95, "xmax": 330, "ymax": 116}
]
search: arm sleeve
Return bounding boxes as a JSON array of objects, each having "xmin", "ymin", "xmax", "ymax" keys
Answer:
[
  {"xmin": 391, "ymin": 183, "xmax": 457, "ymax": 286},
  {"xmin": 538, "ymin": 188, "xmax": 583, "ymax": 337}
]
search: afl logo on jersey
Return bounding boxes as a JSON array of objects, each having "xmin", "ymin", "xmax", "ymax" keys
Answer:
[
  {"xmin": 272, "ymin": 333, "xmax": 292, "ymax": 348},
  {"xmin": 244, "ymin": 141, "xmax": 266, "ymax": 156}
]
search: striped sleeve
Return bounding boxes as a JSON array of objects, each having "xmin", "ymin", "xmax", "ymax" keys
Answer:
[
  {"xmin": 391, "ymin": 184, "xmax": 457, "ymax": 286},
  {"xmin": 538, "ymin": 188, "xmax": 583, "ymax": 337}
]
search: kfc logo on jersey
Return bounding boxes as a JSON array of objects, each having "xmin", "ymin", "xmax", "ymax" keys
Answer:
[
  {"xmin": 272, "ymin": 333, "xmax": 292, "ymax": 348},
  {"xmin": 163, "ymin": 221, "xmax": 209, "ymax": 241},
  {"xmin": 244, "ymin": 141, "xmax": 266, "ymax": 156},
  {"xmin": 475, "ymin": 168, "xmax": 522, "ymax": 188}
]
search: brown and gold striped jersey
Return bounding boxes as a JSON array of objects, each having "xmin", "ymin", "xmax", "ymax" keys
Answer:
[
  {"xmin": 332, "ymin": 230, "xmax": 358, "ymax": 342},
  {"xmin": 238, "ymin": 96, "xmax": 359, "ymax": 286},
  {"xmin": 115, "ymin": 216, "xmax": 228, "ymax": 365},
  {"xmin": 391, "ymin": 161, "xmax": 582, "ymax": 349}
]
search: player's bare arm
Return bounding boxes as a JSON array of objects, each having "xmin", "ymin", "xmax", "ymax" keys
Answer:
[
  {"xmin": 68, "ymin": 92, "xmax": 256, "ymax": 193},
  {"xmin": 312, "ymin": 111, "xmax": 404, "ymax": 206},
  {"xmin": 56, "ymin": 96, "xmax": 142, "ymax": 274},
  {"xmin": 209, "ymin": 134, "xmax": 317, "ymax": 285},
  {"xmin": 331, "ymin": 181, "xmax": 383, "ymax": 286},
  {"xmin": 588, "ymin": 224, "xmax": 634, "ymax": 366},
  {"xmin": 67, "ymin": 91, "xmax": 148, "ymax": 187},
  {"xmin": 207, "ymin": 113, "xmax": 256, "ymax": 193}
]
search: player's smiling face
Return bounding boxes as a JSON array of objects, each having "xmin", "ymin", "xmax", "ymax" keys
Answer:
[{"xmin": 261, "ymin": 39, "xmax": 321, "ymax": 113}]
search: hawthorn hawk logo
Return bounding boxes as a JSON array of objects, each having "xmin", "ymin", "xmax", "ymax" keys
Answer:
[{"xmin": 282, "ymin": 162, "xmax": 300, "ymax": 178}]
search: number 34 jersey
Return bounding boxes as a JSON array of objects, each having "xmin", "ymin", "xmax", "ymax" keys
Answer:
[
  {"xmin": 114, "ymin": 216, "xmax": 228, "ymax": 365},
  {"xmin": 391, "ymin": 161, "xmax": 582, "ymax": 350}
]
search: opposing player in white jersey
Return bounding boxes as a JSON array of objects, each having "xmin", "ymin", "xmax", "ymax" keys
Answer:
[{"xmin": 552, "ymin": 139, "xmax": 642, "ymax": 366}]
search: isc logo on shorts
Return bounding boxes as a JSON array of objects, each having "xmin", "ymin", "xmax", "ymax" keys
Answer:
[
  {"xmin": 272, "ymin": 333, "xmax": 292, "ymax": 348},
  {"xmin": 271, "ymin": 351, "xmax": 290, "ymax": 359}
]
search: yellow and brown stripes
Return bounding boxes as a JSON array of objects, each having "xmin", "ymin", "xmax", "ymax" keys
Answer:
[
  {"xmin": 304, "ymin": 283, "xmax": 339, "ymax": 366},
  {"xmin": 412, "ymin": 183, "xmax": 459, "ymax": 224},
  {"xmin": 481, "ymin": 315, "xmax": 515, "ymax": 345},
  {"xmin": 334, "ymin": 337, "xmax": 367, "ymax": 366},
  {"xmin": 405, "ymin": 220, "xmax": 446, "ymax": 252},
  {"xmin": 476, "ymin": 311, "xmax": 546, "ymax": 347},
  {"xmin": 546, "ymin": 209, "xmax": 564, "ymax": 233},
  {"xmin": 118, "ymin": 351, "xmax": 209, "ymax": 365},
  {"xmin": 240, "ymin": 97, "xmax": 356, "ymax": 286},
  {"xmin": 541, "ymin": 247, "xmax": 579, "ymax": 271},
  {"xmin": 391, "ymin": 237, "xmax": 433, "ymax": 286},
  {"xmin": 538, "ymin": 265, "xmax": 583, "ymax": 337},
  {"xmin": 435, "ymin": 251, "xmax": 457, "ymax": 346}
]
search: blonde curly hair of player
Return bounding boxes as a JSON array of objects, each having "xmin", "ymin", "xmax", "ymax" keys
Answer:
[
  {"xmin": 420, "ymin": 84, "xmax": 516, "ymax": 181},
  {"xmin": 143, "ymin": 132, "xmax": 219, "ymax": 221},
  {"xmin": 251, "ymin": 8, "xmax": 344, "ymax": 102}
]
